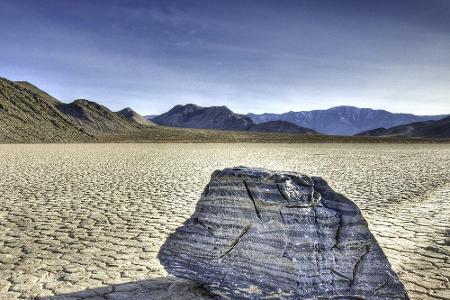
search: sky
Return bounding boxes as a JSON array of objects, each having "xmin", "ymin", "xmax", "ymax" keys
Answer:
[{"xmin": 0, "ymin": 0, "xmax": 449, "ymax": 115}]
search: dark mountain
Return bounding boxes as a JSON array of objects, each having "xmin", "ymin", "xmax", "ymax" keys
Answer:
[
  {"xmin": 153, "ymin": 104, "xmax": 254, "ymax": 131},
  {"xmin": 248, "ymin": 106, "xmax": 447, "ymax": 135},
  {"xmin": 355, "ymin": 116, "xmax": 450, "ymax": 138},
  {"xmin": 0, "ymin": 77, "xmax": 93, "ymax": 142},
  {"xmin": 249, "ymin": 120, "xmax": 317, "ymax": 134},
  {"xmin": 117, "ymin": 107, "xmax": 155, "ymax": 126},
  {"xmin": 57, "ymin": 100, "xmax": 144, "ymax": 134}
]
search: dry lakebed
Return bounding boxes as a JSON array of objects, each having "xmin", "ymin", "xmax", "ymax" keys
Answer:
[{"xmin": 0, "ymin": 143, "xmax": 448, "ymax": 299}]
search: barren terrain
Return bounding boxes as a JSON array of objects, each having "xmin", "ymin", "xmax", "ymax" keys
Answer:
[{"xmin": 0, "ymin": 143, "xmax": 448, "ymax": 299}]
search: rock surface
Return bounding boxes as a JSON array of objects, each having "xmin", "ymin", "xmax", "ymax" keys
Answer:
[{"xmin": 159, "ymin": 167, "xmax": 409, "ymax": 299}]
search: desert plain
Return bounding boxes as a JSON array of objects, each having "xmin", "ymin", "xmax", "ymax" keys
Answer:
[{"xmin": 0, "ymin": 143, "xmax": 448, "ymax": 300}]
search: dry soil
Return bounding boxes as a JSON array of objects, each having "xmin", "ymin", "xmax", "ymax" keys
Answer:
[{"xmin": 0, "ymin": 144, "xmax": 448, "ymax": 299}]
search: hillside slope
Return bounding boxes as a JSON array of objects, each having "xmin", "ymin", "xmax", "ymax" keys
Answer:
[
  {"xmin": 355, "ymin": 117, "xmax": 450, "ymax": 138},
  {"xmin": 0, "ymin": 77, "xmax": 93, "ymax": 142},
  {"xmin": 248, "ymin": 106, "xmax": 447, "ymax": 135},
  {"xmin": 117, "ymin": 107, "xmax": 155, "ymax": 126},
  {"xmin": 57, "ymin": 100, "xmax": 143, "ymax": 134},
  {"xmin": 15, "ymin": 81, "xmax": 60, "ymax": 105},
  {"xmin": 153, "ymin": 104, "xmax": 254, "ymax": 131},
  {"xmin": 249, "ymin": 120, "xmax": 317, "ymax": 134}
]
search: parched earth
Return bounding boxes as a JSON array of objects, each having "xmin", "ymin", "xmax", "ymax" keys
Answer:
[{"xmin": 0, "ymin": 143, "xmax": 448, "ymax": 300}]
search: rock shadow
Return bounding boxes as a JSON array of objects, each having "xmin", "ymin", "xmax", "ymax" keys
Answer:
[{"xmin": 37, "ymin": 276, "xmax": 213, "ymax": 300}]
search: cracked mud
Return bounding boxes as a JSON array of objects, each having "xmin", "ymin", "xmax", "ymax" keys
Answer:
[{"xmin": 0, "ymin": 143, "xmax": 448, "ymax": 299}]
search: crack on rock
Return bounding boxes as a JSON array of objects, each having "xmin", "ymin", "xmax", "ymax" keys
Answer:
[
  {"xmin": 202, "ymin": 183, "xmax": 210, "ymax": 197},
  {"xmin": 286, "ymin": 204, "xmax": 317, "ymax": 208},
  {"xmin": 374, "ymin": 280, "xmax": 388, "ymax": 294},
  {"xmin": 277, "ymin": 183, "xmax": 290, "ymax": 202},
  {"xmin": 311, "ymin": 190, "xmax": 322, "ymax": 203},
  {"xmin": 312, "ymin": 208, "xmax": 322, "ymax": 281},
  {"xmin": 194, "ymin": 217, "xmax": 215, "ymax": 236},
  {"xmin": 219, "ymin": 224, "xmax": 251, "ymax": 259},
  {"xmin": 331, "ymin": 268, "xmax": 353, "ymax": 282},
  {"xmin": 333, "ymin": 296, "xmax": 366, "ymax": 299},
  {"xmin": 243, "ymin": 180, "xmax": 261, "ymax": 220},
  {"xmin": 279, "ymin": 210, "xmax": 286, "ymax": 224},
  {"xmin": 332, "ymin": 212, "xmax": 343, "ymax": 249},
  {"xmin": 349, "ymin": 245, "xmax": 371, "ymax": 287},
  {"xmin": 219, "ymin": 268, "xmax": 230, "ymax": 286},
  {"xmin": 298, "ymin": 175, "xmax": 314, "ymax": 186}
]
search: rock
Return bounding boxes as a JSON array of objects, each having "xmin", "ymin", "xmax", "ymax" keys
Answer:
[{"xmin": 158, "ymin": 167, "xmax": 409, "ymax": 299}]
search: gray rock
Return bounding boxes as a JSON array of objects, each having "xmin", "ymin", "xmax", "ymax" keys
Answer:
[{"xmin": 158, "ymin": 167, "xmax": 409, "ymax": 299}]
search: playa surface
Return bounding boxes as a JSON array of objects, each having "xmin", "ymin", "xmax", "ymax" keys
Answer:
[{"xmin": 0, "ymin": 143, "xmax": 448, "ymax": 299}]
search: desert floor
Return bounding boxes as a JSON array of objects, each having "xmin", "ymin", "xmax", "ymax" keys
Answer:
[{"xmin": 0, "ymin": 143, "xmax": 448, "ymax": 300}]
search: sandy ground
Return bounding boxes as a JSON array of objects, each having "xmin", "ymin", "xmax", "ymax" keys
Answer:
[{"xmin": 0, "ymin": 143, "xmax": 448, "ymax": 300}]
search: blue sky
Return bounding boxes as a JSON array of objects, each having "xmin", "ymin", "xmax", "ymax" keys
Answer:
[{"xmin": 1, "ymin": 0, "xmax": 449, "ymax": 115}]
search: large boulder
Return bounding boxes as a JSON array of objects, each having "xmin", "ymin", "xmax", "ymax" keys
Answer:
[{"xmin": 158, "ymin": 167, "xmax": 409, "ymax": 299}]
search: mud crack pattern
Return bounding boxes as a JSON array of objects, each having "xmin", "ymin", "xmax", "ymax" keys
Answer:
[{"xmin": 0, "ymin": 143, "xmax": 448, "ymax": 299}]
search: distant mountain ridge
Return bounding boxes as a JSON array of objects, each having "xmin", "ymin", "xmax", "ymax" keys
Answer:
[
  {"xmin": 355, "ymin": 116, "xmax": 450, "ymax": 138},
  {"xmin": 1, "ymin": 75, "xmax": 448, "ymax": 142},
  {"xmin": 152, "ymin": 104, "xmax": 255, "ymax": 131},
  {"xmin": 248, "ymin": 106, "xmax": 447, "ymax": 135},
  {"xmin": 152, "ymin": 104, "xmax": 319, "ymax": 134},
  {"xmin": 144, "ymin": 114, "xmax": 158, "ymax": 120}
]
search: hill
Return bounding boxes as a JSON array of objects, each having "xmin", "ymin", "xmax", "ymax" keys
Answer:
[
  {"xmin": 57, "ymin": 100, "xmax": 143, "ymax": 134},
  {"xmin": 248, "ymin": 106, "xmax": 447, "ymax": 135},
  {"xmin": 0, "ymin": 77, "xmax": 93, "ymax": 142},
  {"xmin": 249, "ymin": 120, "xmax": 317, "ymax": 134},
  {"xmin": 152, "ymin": 104, "xmax": 254, "ymax": 131},
  {"xmin": 117, "ymin": 107, "xmax": 155, "ymax": 126},
  {"xmin": 355, "ymin": 116, "xmax": 450, "ymax": 138}
]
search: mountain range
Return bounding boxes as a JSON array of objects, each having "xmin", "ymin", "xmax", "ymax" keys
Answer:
[
  {"xmin": 355, "ymin": 116, "xmax": 450, "ymax": 138},
  {"xmin": 0, "ymin": 75, "xmax": 449, "ymax": 142},
  {"xmin": 0, "ymin": 77, "xmax": 149, "ymax": 142},
  {"xmin": 152, "ymin": 104, "xmax": 318, "ymax": 135},
  {"xmin": 247, "ymin": 106, "xmax": 447, "ymax": 135}
]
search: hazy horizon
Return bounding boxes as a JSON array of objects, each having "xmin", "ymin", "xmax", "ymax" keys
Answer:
[{"xmin": 1, "ymin": 0, "xmax": 449, "ymax": 115}]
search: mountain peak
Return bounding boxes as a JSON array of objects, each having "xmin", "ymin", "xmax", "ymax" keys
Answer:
[
  {"xmin": 117, "ymin": 107, "xmax": 154, "ymax": 126},
  {"xmin": 119, "ymin": 107, "xmax": 134, "ymax": 113},
  {"xmin": 153, "ymin": 104, "xmax": 253, "ymax": 131}
]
